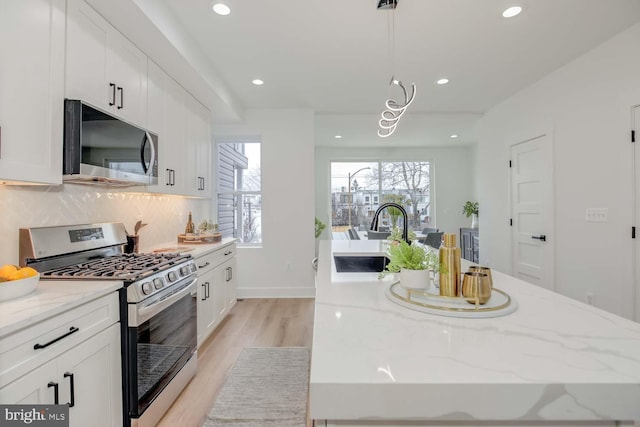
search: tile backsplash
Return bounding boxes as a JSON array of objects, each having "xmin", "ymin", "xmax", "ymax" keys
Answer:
[{"xmin": 0, "ymin": 184, "xmax": 211, "ymax": 265}]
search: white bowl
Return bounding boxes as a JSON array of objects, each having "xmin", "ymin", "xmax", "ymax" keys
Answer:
[{"xmin": 0, "ymin": 274, "xmax": 40, "ymax": 302}]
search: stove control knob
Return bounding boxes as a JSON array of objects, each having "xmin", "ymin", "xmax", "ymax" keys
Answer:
[
  {"xmin": 167, "ymin": 271, "xmax": 178, "ymax": 283},
  {"xmin": 153, "ymin": 278, "xmax": 164, "ymax": 290},
  {"xmin": 141, "ymin": 282, "xmax": 153, "ymax": 295},
  {"xmin": 180, "ymin": 266, "xmax": 190, "ymax": 276},
  {"xmin": 190, "ymin": 264, "xmax": 197, "ymax": 273}
]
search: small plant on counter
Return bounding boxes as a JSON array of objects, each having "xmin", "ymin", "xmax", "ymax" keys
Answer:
[
  {"xmin": 198, "ymin": 219, "xmax": 219, "ymax": 235},
  {"xmin": 388, "ymin": 226, "xmax": 416, "ymax": 244},
  {"xmin": 378, "ymin": 241, "xmax": 439, "ymax": 279}
]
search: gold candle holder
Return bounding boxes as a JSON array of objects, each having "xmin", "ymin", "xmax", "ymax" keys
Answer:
[
  {"xmin": 439, "ymin": 233, "xmax": 461, "ymax": 297},
  {"xmin": 468, "ymin": 265, "xmax": 492, "ymax": 288},
  {"xmin": 461, "ymin": 272, "xmax": 491, "ymax": 305}
]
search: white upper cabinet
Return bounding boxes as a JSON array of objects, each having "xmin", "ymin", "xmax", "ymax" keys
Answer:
[
  {"xmin": 186, "ymin": 95, "xmax": 212, "ymax": 197},
  {"xmin": 0, "ymin": 0, "xmax": 65, "ymax": 185},
  {"xmin": 66, "ymin": 0, "xmax": 147, "ymax": 127},
  {"xmin": 146, "ymin": 60, "xmax": 212, "ymax": 197}
]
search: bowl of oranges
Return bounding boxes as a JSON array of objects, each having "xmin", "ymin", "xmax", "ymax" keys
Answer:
[{"xmin": 0, "ymin": 265, "xmax": 40, "ymax": 302}]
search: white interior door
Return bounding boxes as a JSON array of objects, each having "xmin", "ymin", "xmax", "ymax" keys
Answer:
[
  {"xmin": 510, "ymin": 134, "xmax": 554, "ymax": 290},
  {"xmin": 634, "ymin": 105, "xmax": 640, "ymax": 321}
]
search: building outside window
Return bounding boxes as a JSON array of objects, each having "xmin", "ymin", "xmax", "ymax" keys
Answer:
[
  {"xmin": 330, "ymin": 161, "xmax": 432, "ymax": 234},
  {"xmin": 217, "ymin": 141, "xmax": 262, "ymax": 246}
]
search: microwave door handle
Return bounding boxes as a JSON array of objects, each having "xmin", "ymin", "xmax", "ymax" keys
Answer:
[{"xmin": 141, "ymin": 131, "xmax": 156, "ymax": 176}]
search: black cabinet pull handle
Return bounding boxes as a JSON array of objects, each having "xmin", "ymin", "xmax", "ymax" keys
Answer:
[
  {"xmin": 198, "ymin": 261, "xmax": 210, "ymax": 269},
  {"xmin": 226, "ymin": 266, "xmax": 232, "ymax": 282},
  {"xmin": 64, "ymin": 372, "xmax": 75, "ymax": 407},
  {"xmin": 109, "ymin": 83, "xmax": 116, "ymax": 106},
  {"xmin": 205, "ymin": 282, "xmax": 210, "ymax": 299},
  {"xmin": 224, "ymin": 251, "xmax": 232, "ymax": 256},
  {"xmin": 34, "ymin": 326, "xmax": 79, "ymax": 350},
  {"xmin": 170, "ymin": 169, "xmax": 175, "ymax": 186},
  {"xmin": 48, "ymin": 382, "xmax": 59, "ymax": 404},
  {"xmin": 531, "ymin": 235, "xmax": 547, "ymax": 242},
  {"xmin": 117, "ymin": 87, "xmax": 124, "ymax": 109},
  {"xmin": 166, "ymin": 168, "xmax": 171, "ymax": 186},
  {"xmin": 201, "ymin": 283, "xmax": 207, "ymax": 300}
]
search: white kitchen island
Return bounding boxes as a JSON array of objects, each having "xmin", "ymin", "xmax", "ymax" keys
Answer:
[{"xmin": 310, "ymin": 240, "xmax": 640, "ymax": 427}]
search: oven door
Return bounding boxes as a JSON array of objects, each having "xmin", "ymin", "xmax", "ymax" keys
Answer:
[{"xmin": 127, "ymin": 276, "xmax": 197, "ymax": 418}]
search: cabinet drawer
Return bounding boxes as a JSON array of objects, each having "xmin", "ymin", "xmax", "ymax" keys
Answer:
[
  {"xmin": 195, "ymin": 244, "xmax": 236, "ymax": 275},
  {"xmin": 0, "ymin": 292, "xmax": 119, "ymax": 388}
]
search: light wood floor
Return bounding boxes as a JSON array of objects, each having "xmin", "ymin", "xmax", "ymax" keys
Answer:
[{"xmin": 157, "ymin": 298, "xmax": 315, "ymax": 427}]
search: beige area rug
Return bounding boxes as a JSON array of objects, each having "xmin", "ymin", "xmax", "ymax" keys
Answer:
[{"xmin": 202, "ymin": 347, "xmax": 310, "ymax": 427}]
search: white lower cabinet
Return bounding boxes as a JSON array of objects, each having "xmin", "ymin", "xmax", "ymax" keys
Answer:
[
  {"xmin": 0, "ymin": 293, "xmax": 122, "ymax": 427},
  {"xmin": 196, "ymin": 243, "xmax": 237, "ymax": 347}
]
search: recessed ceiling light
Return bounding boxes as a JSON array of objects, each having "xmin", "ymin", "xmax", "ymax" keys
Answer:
[
  {"xmin": 502, "ymin": 6, "xmax": 522, "ymax": 18},
  {"xmin": 450, "ymin": 134, "xmax": 459, "ymax": 139},
  {"xmin": 436, "ymin": 78, "xmax": 449, "ymax": 85},
  {"xmin": 252, "ymin": 79, "xmax": 264, "ymax": 85},
  {"xmin": 212, "ymin": 3, "xmax": 231, "ymax": 15},
  {"xmin": 334, "ymin": 135, "xmax": 342, "ymax": 139}
]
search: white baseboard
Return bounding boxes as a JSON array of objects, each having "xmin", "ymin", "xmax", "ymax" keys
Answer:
[{"xmin": 237, "ymin": 286, "xmax": 316, "ymax": 299}]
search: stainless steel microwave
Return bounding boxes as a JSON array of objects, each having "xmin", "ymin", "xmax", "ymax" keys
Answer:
[{"xmin": 63, "ymin": 100, "xmax": 158, "ymax": 186}]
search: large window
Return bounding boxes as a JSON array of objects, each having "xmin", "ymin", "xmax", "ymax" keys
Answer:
[
  {"xmin": 330, "ymin": 161, "xmax": 432, "ymax": 233},
  {"xmin": 217, "ymin": 142, "xmax": 261, "ymax": 246}
]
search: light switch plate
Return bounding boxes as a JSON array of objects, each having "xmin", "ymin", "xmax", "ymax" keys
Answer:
[{"xmin": 585, "ymin": 208, "xmax": 608, "ymax": 222}]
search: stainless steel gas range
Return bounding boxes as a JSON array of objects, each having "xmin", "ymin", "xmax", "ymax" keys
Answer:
[{"xmin": 19, "ymin": 223, "xmax": 198, "ymax": 427}]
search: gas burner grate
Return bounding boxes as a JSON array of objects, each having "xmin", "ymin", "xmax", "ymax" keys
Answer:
[{"xmin": 40, "ymin": 253, "xmax": 192, "ymax": 282}]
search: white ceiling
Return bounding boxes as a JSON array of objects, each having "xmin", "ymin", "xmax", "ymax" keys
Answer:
[{"xmin": 154, "ymin": 0, "xmax": 640, "ymax": 146}]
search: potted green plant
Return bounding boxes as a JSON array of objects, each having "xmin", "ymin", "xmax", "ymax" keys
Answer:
[
  {"xmin": 379, "ymin": 241, "xmax": 439, "ymax": 290},
  {"xmin": 462, "ymin": 201, "xmax": 479, "ymax": 229},
  {"xmin": 388, "ymin": 226, "xmax": 416, "ymax": 244},
  {"xmin": 382, "ymin": 194, "xmax": 411, "ymax": 228},
  {"xmin": 315, "ymin": 217, "xmax": 326, "ymax": 239}
]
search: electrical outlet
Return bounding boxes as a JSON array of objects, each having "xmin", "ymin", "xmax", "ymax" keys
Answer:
[
  {"xmin": 586, "ymin": 292, "xmax": 594, "ymax": 305},
  {"xmin": 585, "ymin": 208, "xmax": 608, "ymax": 222}
]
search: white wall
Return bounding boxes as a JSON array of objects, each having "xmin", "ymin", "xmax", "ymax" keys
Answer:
[
  {"xmin": 476, "ymin": 22, "xmax": 640, "ymax": 318},
  {"xmin": 214, "ymin": 109, "xmax": 316, "ymax": 298},
  {"xmin": 0, "ymin": 185, "xmax": 209, "ymax": 265},
  {"xmin": 315, "ymin": 146, "xmax": 476, "ymax": 239}
]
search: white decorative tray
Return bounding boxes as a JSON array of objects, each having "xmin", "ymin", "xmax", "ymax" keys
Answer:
[{"xmin": 385, "ymin": 280, "xmax": 517, "ymax": 318}]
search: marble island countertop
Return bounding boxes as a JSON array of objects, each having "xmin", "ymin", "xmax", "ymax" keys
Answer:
[{"xmin": 310, "ymin": 240, "xmax": 640, "ymax": 425}]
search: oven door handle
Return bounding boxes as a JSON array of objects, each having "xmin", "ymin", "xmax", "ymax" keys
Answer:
[{"xmin": 131, "ymin": 277, "xmax": 197, "ymax": 326}]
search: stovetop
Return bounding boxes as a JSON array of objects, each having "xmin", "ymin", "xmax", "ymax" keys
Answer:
[{"xmin": 40, "ymin": 252, "xmax": 193, "ymax": 282}]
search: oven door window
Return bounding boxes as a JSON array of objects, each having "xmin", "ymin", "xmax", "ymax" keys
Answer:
[{"xmin": 129, "ymin": 289, "xmax": 197, "ymax": 416}]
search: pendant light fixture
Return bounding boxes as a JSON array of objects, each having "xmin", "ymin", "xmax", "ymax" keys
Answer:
[{"xmin": 377, "ymin": 0, "xmax": 416, "ymax": 138}]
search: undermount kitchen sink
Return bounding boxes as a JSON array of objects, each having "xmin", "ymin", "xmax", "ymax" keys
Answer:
[{"xmin": 333, "ymin": 255, "xmax": 390, "ymax": 273}]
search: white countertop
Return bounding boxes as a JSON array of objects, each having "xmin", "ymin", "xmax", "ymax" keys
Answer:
[
  {"xmin": 310, "ymin": 240, "xmax": 640, "ymax": 423},
  {"xmin": 0, "ymin": 280, "xmax": 123, "ymax": 338},
  {"xmin": 147, "ymin": 237, "xmax": 237, "ymax": 258}
]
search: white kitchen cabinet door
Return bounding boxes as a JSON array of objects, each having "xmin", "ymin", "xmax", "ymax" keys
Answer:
[
  {"xmin": 225, "ymin": 257, "xmax": 237, "ymax": 310},
  {"xmin": 197, "ymin": 268, "xmax": 217, "ymax": 347},
  {"xmin": 145, "ymin": 60, "xmax": 171, "ymax": 190},
  {"xmin": 185, "ymin": 95, "xmax": 211, "ymax": 197},
  {"xmin": 0, "ymin": 324, "xmax": 121, "ymax": 427},
  {"xmin": 0, "ymin": 360, "xmax": 58, "ymax": 404},
  {"xmin": 163, "ymin": 76, "xmax": 188, "ymax": 194},
  {"xmin": 58, "ymin": 323, "xmax": 122, "ymax": 427},
  {"xmin": 65, "ymin": 0, "xmax": 111, "ymax": 111},
  {"xmin": 0, "ymin": 0, "xmax": 65, "ymax": 185},
  {"xmin": 66, "ymin": 0, "xmax": 147, "ymax": 128},
  {"xmin": 109, "ymin": 30, "xmax": 147, "ymax": 126},
  {"xmin": 147, "ymin": 60, "xmax": 165, "ymax": 135}
]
